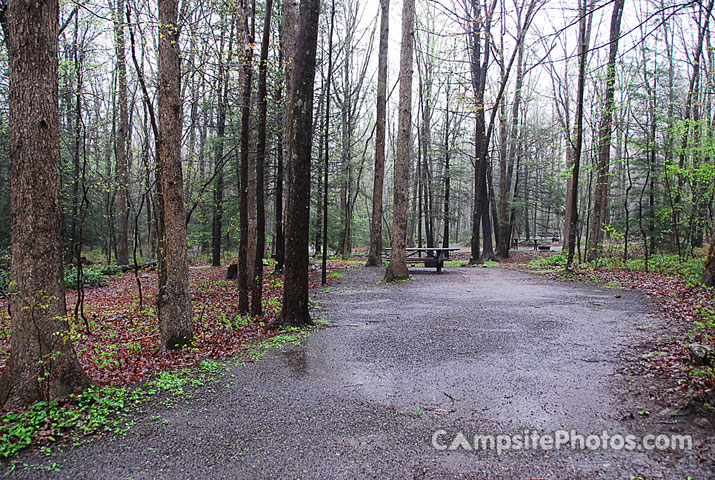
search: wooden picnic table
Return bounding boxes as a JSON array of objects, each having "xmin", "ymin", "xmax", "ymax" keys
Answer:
[{"xmin": 383, "ymin": 247, "xmax": 461, "ymax": 273}]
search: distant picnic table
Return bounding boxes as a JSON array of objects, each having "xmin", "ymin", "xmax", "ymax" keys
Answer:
[{"xmin": 383, "ymin": 247, "xmax": 461, "ymax": 273}]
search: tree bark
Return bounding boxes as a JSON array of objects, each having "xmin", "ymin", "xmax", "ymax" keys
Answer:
[
  {"xmin": 467, "ymin": 0, "xmax": 497, "ymax": 263},
  {"xmin": 0, "ymin": 0, "xmax": 91, "ymax": 408},
  {"xmin": 496, "ymin": 4, "xmax": 528, "ymax": 258},
  {"xmin": 338, "ymin": 45, "xmax": 354, "ymax": 260},
  {"xmin": 237, "ymin": 0, "xmax": 254, "ymax": 313},
  {"xmin": 247, "ymin": 133, "xmax": 257, "ymax": 286},
  {"xmin": 157, "ymin": 0, "xmax": 193, "ymax": 349},
  {"xmin": 366, "ymin": 0, "xmax": 390, "ymax": 267},
  {"xmin": 113, "ymin": 0, "xmax": 130, "ymax": 266},
  {"xmin": 442, "ymin": 78, "xmax": 452, "ymax": 253},
  {"xmin": 277, "ymin": 0, "xmax": 298, "ymax": 274},
  {"xmin": 562, "ymin": 145, "xmax": 575, "ymax": 252},
  {"xmin": 273, "ymin": 45, "xmax": 285, "ymax": 274},
  {"xmin": 211, "ymin": 20, "xmax": 235, "ymax": 267},
  {"xmin": 384, "ymin": 0, "xmax": 416, "ymax": 282},
  {"xmin": 566, "ymin": 0, "xmax": 592, "ymax": 269},
  {"xmin": 281, "ymin": 0, "xmax": 321, "ymax": 326},
  {"xmin": 251, "ymin": 0, "xmax": 273, "ymax": 316},
  {"xmin": 586, "ymin": 0, "xmax": 625, "ymax": 262},
  {"xmin": 417, "ymin": 55, "xmax": 435, "ymax": 249},
  {"xmin": 321, "ymin": 0, "xmax": 336, "ymax": 285}
]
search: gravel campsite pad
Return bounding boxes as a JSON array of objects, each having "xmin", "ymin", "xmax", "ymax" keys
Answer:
[{"xmin": 3, "ymin": 266, "xmax": 713, "ymax": 479}]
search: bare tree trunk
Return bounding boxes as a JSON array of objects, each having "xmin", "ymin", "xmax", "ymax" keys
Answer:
[
  {"xmin": 467, "ymin": 0, "xmax": 496, "ymax": 264},
  {"xmin": 566, "ymin": 0, "xmax": 592, "ymax": 269},
  {"xmin": 586, "ymin": 0, "xmax": 625, "ymax": 261},
  {"xmin": 238, "ymin": 0, "xmax": 254, "ymax": 313},
  {"xmin": 211, "ymin": 20, "xmax": 235, "ymax": 267},
  {"xmin": 314, "ymin": 87, "xmax": 324, "ymax": 257},
  {"xmin": 475, "ymin": 0, "xmax": 497, "ymax": 262},
  {"xmin": 274, "ymin": 45, "xmax": 285, "ymax": 274},
  {"xmin": 563, "ymin": 145, "xmax": 575, "ymax": 251},
  {"xmin": 251, "ymin": 0, "xmax": 273, "ymax": 316},
  {"xmin": 113, "ymin": 0, "xmax": 130, "ymax": 265},
  {"xmin": 0, "ymin": 0, "xmax": 91, "ymax": 408},
  {"xmin": 417, "ymin": 58, "xmax": 435, "ymax": 249},
  {"xmin": 157, "ymin": 0, "xmax": 192, "ymax": 349},
  {"xmin": 497, "ymin": 4, "xmax": 528, "ymax": 258},
  {"xmin": 278, "ymin": 0, "xmax": 298, "ymax": 273},
  {"xmin": 69, "ymin": 43, "xmax": 81, "ymax": 265},
  {"xmin": 496, "ymin": 55, "xmax": 509, "ymax": 257},
  {"xmin": 487, "ymin": 159, "xmax": 499, "ymax": 253},
  {"xmin": 442, "ymin": 78, "xmax": 452, "ymax": 253},
  {"xmin": 128, "ymin": 5, "xmax": 160, "ymax": 269},
  {"xmin": 247, "ymin": 131, "xmax": 257, "ymax": 282},
  {"xmin": 69, "ymin": 12, "xmax": 84, "ymax": 265},
  {"xmin": 184, "ymin": 71, "xmax": 199, "ymax": 206},
  {"xmin": 366, "ymin": 0, "xmax": 390, "ymax": 267},
  {"xmin": 468, "ymin": 0, "xmax": 533, "ymax": 261},
  {"xmin": 282, "ymin": 0, "xmax": 321, "ymax": 326},
  {"xmin": 339, "ymin": 53, "xmax": 354, "ymax": 260},
  {"xmin": 321, "ymin": 0, "xmax": 336, "ymax": 285},
  {"xmin": 408, "ymin": 160, "xmax": 418, "ymax": 247},
  {"xmin": 417, "ymin": 151, "xmax": 423, "ymax": 248},
  {"xmin": 141, "ymin": 101, "xmax": 156, "ymax": 258},
  {"xmin": 384, "ymin": 0, "xmax": 415, "ymax": 282},
  {"xmin": 210, "ymin": 166, "xmax": 224, "ymax": 266}
]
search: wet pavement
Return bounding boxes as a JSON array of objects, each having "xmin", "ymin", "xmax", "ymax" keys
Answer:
[{"xmin": 4, "ymin": 267, "xmax": 712, "ymax": 479}]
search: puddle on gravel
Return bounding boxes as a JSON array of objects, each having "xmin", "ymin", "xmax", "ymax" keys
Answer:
[{"xmin": 280, "ymin": 348, "xmax": 308, "ymax": 378}]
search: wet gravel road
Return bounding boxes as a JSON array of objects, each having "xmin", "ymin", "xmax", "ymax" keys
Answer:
[{"xmin": 4, "ymin": 267, "xmax": 713, "ymax": 479}]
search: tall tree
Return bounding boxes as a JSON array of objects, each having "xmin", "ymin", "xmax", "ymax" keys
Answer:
[
  {"xmin": 68, "ymin": 11, "xmax": 87, "ymax": 280},
  {"xmin": 586, "ymin": 0, "xmax": 625, "ymax": 261},
  {"xmin": 495, "ymin": 0, "xmax": 540, "ymax": 258},
  {"xmin": 334, "ymin": 0, "xmax": 373, "ymax": 259},
  {"xmin": 281, "ymin": 0, "xmax": 321, "ymax": 326},
  {"xmin": 442, "ymin": 76, "xmax": 453, "ymax": 253},
  {"xmin": 321, "ymin": 0, "xmax": 336, "ymax": 284},
  {"xmin": 276, "ymin": 0, "xmax": 299, "ymax": 274},
  {"xmin": 237, "ymin": 0, "xmax": 254, "ymax": 313},
  {"xmin": 274, "ymin": 45, "xmax": 285, "ymax": 275},
  {"xmin": 113, "ymin": 0, "xmax": 130, "ymax": 266},
  {"xmin": 251, "ymin": 0, "xmax": 274, "ymax": 316},
  {"xmin": 565, "ymin": 0, "xmax": 592, "ymax": 269},
  {"xmin": 416, "ymin": 31, "xmax": 436, "ymax": 250},
  {"xmin": 384, "ymin": 0, "xmax": 416, "ymax": 282},
  {"xmin": 157, "ymin": 0, "xmax": 193, "ymax": 349},
  {"xmin": 211, "ymin": 17, "xmax": 235, "ymax": 267},
  {"xmin": 467, "ymin": 0, "xmax": 498, "ymax": 264},
  {"xmin": 0, "ymin": 0, "xmax": 91, "ymax": 408},
  {"xmin": 245, "ymin": 2, "xmax": 258, "ymax": 290},
  {"xmin": 366, "ymin": 0, "xmax": 390, "ymax": 267},
  {"xmin": 66, "ymin": 16, "xmax": 85, "ymax": 266}
]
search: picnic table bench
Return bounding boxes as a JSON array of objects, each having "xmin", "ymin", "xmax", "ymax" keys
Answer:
[
  {"xmin": 383, "ymin": 247, "xmax": 461, "ymax": 273},
  {"xmin": 515, "ymin": 233, "xmax": 561, "ymax": 251}
]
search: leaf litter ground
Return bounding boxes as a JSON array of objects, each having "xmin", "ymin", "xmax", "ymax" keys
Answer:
[{"xmin": 0, "ymin": 261, "xmax": 357, "ymax": 387}]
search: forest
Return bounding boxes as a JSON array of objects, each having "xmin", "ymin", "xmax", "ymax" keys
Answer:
[
  {"xmin": 1, "ymin": 0, "xmax": 714, "ymax": 271},
  {"xmin": 1, "ymin": 0, "xmax": 715, "ymax": 425}
]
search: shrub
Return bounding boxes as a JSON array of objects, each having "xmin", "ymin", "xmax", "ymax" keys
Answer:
[
  {"xmin": 529, "ymin": 253, "xmax": 568, "ymax": 268},
  {"xmin": 64, "ymin": 264, "xmax": 124, "ymax": 289}
]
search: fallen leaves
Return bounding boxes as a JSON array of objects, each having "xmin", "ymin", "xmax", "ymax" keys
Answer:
[{"xmin": 0, "ymin": 262, "xmax": 355, "ymax": 389}]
